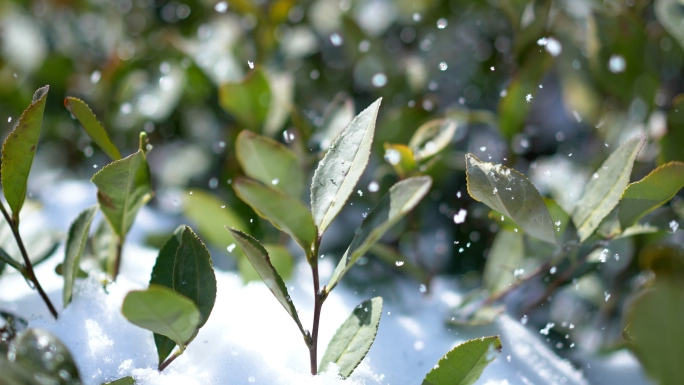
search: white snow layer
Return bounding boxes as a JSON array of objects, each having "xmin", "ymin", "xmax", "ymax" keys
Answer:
[{"xmin": 0, "ymin": 181, "xmax": 647, "ymax": 385}]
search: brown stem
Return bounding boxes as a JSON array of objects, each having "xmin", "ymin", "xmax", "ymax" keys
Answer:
[
  {"xmin": 158, "ymin": 350, "xmax": 181, "ymax": 372},
  {"xmin": 111, "ymin": 237, "xmax": 123, "ymax": 281},
  {"xmin": 309, "ymin": 252, "xmax": 322, "ymax": 375},
  {"xmin": 0, "ymin": 203, "xmax": 58, "ymax": 319}
]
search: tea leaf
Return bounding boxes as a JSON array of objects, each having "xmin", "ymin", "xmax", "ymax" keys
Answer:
[
  {"xmin": 319, "ymin": 297, "xmax": 383, "ymax": 378},
  {"xmin": 234, "ymin": 178, "xmax": 316, "ymax": 252},
  {"xmin": 182, "ymin": 189, "xmax": 246, "ymax": 257},
  {"xmin": 0, "ymin": 247, "xmax": 25, "ymax": 276},
  {"xmin": 218, "ymin": 68, "xmax": 271, "ymax": 131},
  {"xmin": 91, "ymin": 150, "xmax": 153, "ymax": 239},
  {"xmin": 572, "ymin": 135, "xmax": 644, "ymax": 242},
  {"xmin": 238, "ymin": 243, "xmax": 294, "ymax": 283},
  {"xmin": 383, "ymin": 143, "xmax": 416, "ymax": 178},
  {"xmin": 482, "ymin": 230, "xmax": 524, "ymax": 295},
  {"xmin": 64, "ymin": 97, "xmax": 121, "ymax": 161},
  {"xmin": 63, "ymin": 205, "xmax": 98, "ymax": 307},
  {"xmin": 422, "ymin": 336, "xmax": 502, "ymax": 385},
  {"xmin": 227, "ymin": 228, "xmax": 306, "ymax": 335},
  {"xmin": 618, "ymin": 162, "xmax": 684, "ymax": 229},
  {"xmin": 122, "ymin": 285, "xmax": 200, "ymax": 352},
  {"xmin": 311, "ymin": 98, "xmax": 382, "ymax": 236},
  {"xmin": 1, "ymin": 86, "xmax": 49, "ymax": 222},
  {"xmin": 327, "ymin": 176, "xmax": 432, "ymax": 293},
  {"xmin": 465, "ymin": 154, "xmax": 557, "ymax": 245},
  {"xmin": 408, "ymin": 119, "xmax": 457, "ymax": 161},
  {"xmin": 13, "ymin": 328, "xmax": 82, "ymax": 385},
  {"xmin": 236, "ymin": 130, "xmax": 304, "ymax": 198}
]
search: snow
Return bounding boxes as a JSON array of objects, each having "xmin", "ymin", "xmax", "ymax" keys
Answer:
[{"xmin": 0, "ymin": 181, "xmax": 648, "ymax": 385}]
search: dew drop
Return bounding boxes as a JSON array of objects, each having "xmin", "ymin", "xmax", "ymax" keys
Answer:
[
  {"xmin": 436, "ymin": 18, "xmax": 447, "ymax": 29},
  {"xmin": 438, "ymin": 62, "xmax": 448, "ymax": 71}
]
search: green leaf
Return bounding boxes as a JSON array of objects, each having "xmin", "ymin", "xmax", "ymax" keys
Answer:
[
  {"xmin": 1, "ymin": 86, "xmax": 49, "ymax": 222},
  {"xmin": 12, "ymin": 328, "xmax": 83, "ymax": 385},
  {"xmin": 655, "ymin": 0, "xmax": 684, "ymax": 52},
  {"xmin": 627, "ymin": 279, "xmax": 684, "ymax": 385},
  {"xmin": 122, "ymin": 285, "xmax": 200, "ymax": 352},
  {"xmin": 465, "ymin": 154, "xmax": 557, "ymax": 245},
  {"xmin": 319, "ymin": 297, "xmax": 383, "ymax": 378},
  {"xmin": 218, "ymin": 68, "xmax": 271, "ymax": 131},
  {"xmin": 482, "ymin": 230, "xmax": 525, "ymax": 295},
  {"xmin": 310, "ymin": 98, "xmax": 382, "ymax": 236},
  {"xmin": 227, "ymin": 228, "xmax": 306, "ymax": 336},
  {"xmin": 422, "ymin": 336, "xmax": 502, "ymax": 385},
  {"xmin": 327, "ymin": 176, "xmax": 432, "ymax": 293},
  {"xmin": 618, "ymin": 162, "xmax": 684, "ymax": 229},
  {"xmin": 238, "ymin": 243, "xmax": 294, "ymax": 283},
  {"xmin": 64, "ymin": 97, "xmax": 122, "ymax": 161},
  {"xmin": 63, "ymin": 205, "xmax": 98, "ymax": 307},
  {"xmin": 54, "ymin": 263, "xmax": 88, "ymax": 279},
  {"xmin": 91, "ymin": 150, "xmax": 153, "ymax": 240},
  {"xmin": 408, "ymin": 119, "xmax": 457, "ymax": 161},
  {"xmin": 101, "ymin": 377, "xmax": 135, "ymax": 385},
  {"xmin": 233, "ymin": 178, "xmax": 316, "ymax": 252},
  {"xmin": 149, "ymin": 226, "xmax": 217, "ymax": 363},
  {"xmin": 182, "ymin": 189, "xmax": 246, "ymax": 256},
  {"xmin": 572, "ymin": 135, "xmax": 644, "ymax": 242},
  {"xmin": 0, "ymin": 247, "xmax": 26, "ymax": 276},
  {"xmin": 383, "ymin": 144, "xmax": 416, "ymax": 178},
  {"xmin": 235, "ymin": 130, "xmax": 304, "ymax": 198}
]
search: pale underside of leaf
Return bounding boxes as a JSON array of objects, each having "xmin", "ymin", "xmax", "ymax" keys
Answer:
[
  {"xmin": 572, "ymin": 135, "xmax": 644, "ymax": 242},
  {"xmin": 319, "ymin": 297, "xmax": 383, "ymax": 378},
  {"xmin": 327, "ymin": 176, "xmax": 432, "ymax": 293},
  {"xmin": 465, "ymin": 154, "xmax": 557, "ymax": 245},
  {"xmin": 408, "ymin": 119, "xmax": 458, "ymax": 161},
  {"xmin": 310, "ymin": 98, "xmax": 382, "ymax": 236}
]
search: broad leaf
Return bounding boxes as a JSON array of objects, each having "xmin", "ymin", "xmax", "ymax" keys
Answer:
[
  {"xmin": 319, "ymin": 297, "xmax": 383, "ymax": 378},
  {"xmin": 238, "ymin": 243, "xmax": 294, "ymax": 283},
  {"xmin": 227, "ymin": 228, "xmax": 306, "ymax": 335},
  {"xmin": 618, "ymin": 162, "xmax": 684, "ymax": 229},
  {"xmin": 482, "ymin": 230, "xmax": 524, "ymax": 295},
  {"xmin": 572, "ymin": 135, "xmax": 644, "ymax": 242},
  {"xmin": 64, "ymin": 97, "xmax": 122, "ymax": 161},
  {"xmin": 236, "ymin": 130, "xmax": 304, "ymax": 198},
  {"xmin": 63, "ymin": 205, "xmax": 98, "ymax": 307},
  {"xmin": 422, "ymin": 336, "xmax": 502, "ymax": 385},
  {"xmin": 102, "ymin": 377, "xmax": 135, "ymax": 385},
  {"xmin": 182, "ymin": 189, "xmax": 246, "ymax": 257},
  {"xmin": 91, "ymin": 150, "xmax": 153, "ymax": 239},
  {"xmin": 327, "ymin": 176, "xmax": 432, "ymax": 293},
  {"xmin": 310, "ymin": 98, "xmax": 382, "ymax": 236},
  {"xmin": 12, "ymin": 328, "xmax": 82, "ymax": 385},
  {"xmin": 1, "ymin": 86, "xmax": 49, "ymax": 222},
  {"xmin": 234, "ymin": 178, "xmax": 316, "ymax": 252},
  {"xmin": 218, "ymin": 68, "xmax": 271, "ymax": 131},
  {"xmin": 122, "ymin": 285, "xmax": 200, "ymax": 352},
  {"xmin": 408, "ymin": 119, "xmax": 457, "ymax": 161},
  {"xmin": 465, "ymin": 154, "xmax": 557, "ymax": 245}
]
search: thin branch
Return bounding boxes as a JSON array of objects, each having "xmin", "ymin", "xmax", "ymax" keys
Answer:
[
  {"xmin": 0, "ymin": 202, "xmax": 58, "ymax": 319},
  {"xmin": 158, "ymin": 350, "xmax": 181, "ymax": 372},
  {"xmin": 308, "ymin": 240, "xmax": 322, "ymax": 375}
]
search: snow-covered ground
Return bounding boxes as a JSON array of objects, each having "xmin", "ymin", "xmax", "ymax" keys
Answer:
[{"xmin": 0, "ymin": 181, "xmax": 651, "ymax": 384}]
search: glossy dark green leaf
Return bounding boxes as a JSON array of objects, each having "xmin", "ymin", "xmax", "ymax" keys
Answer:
[
  {"xmin": 327, "ymin": 176, "xmax": 432, "ymax": 293},
  {"xmin": 11, "ymin": 328, "xmax": 82, "ymax": 385},
  {"xmin": 234, "ymin": 178, "xmax": 316, "ymax": 252},
  {"xmin": 235, "ymin": 130, "xmax": 304, "ymax": 198},
  {"xmin": 91, "ymin": 150, "xmax": 153, "ymax": 240},
  {"xmin": 238, "ymin": 243, "xmax": 294, "ymax": 283},
  {"xmin": 572, "ymin": 135, "xmax": 644, "ymax": 242},
  {"xmin": 64, "ymin": 97, "xmax": 121, "ymax": 161},
  {"xmin": 311, "ymin": 98, "xmax": 382, "ymax": 236},
  {"xmin": 466, "ymin": 154, "xmax": 557, "ymax": 245},
  {"xmin": 227, "ymin": 228, "xmax": 306, "ymax": 336},
  {"xmin": 182, "ymin": 189, "xmax": 246, "ymax": 258},
  {"xmin": 1, "ymin": 86, "xmax": 49, "ymax": 222},
  {"xmin": 319, "ymin": 297, "xmax": 383, "ymax": 378},
  {"xmin": 618, "ymin": 162, "xmax": 684, "ymax": 229},
  {"xmin": 101, "ymin": 377, "xmax": 135, "ymax": 385},
  {"xmin": 122, "ymin": 285, "xmax": 200, "ymax": 352},
  {"xmin": 218, "ymin": 68, "xmax": 271, "ymax": 131},
  {"xmin": 628, "ymin": 279, "xmax": 684, "ymax": 385},
  {"xmin": 63, "ymin": 205, "xmax": 98, "ymax": 307},
  {"xmin": 422, "ymin": 336, "xmax": 502, "ymax": 385},
  {"xmin": 483, "ymin": 230, "xmax": 524, "ymax": 295},
  {"xmin": 408, "ymin": 119, "xmax": 457, "ymax": 161}
]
